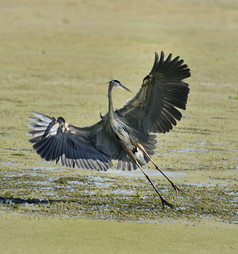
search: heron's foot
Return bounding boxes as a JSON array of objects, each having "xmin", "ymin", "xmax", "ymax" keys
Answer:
[
  {"xmin": 161, "ymin": 197, "xmax": 174, "ymax": 209},
  {"xmin": 171, "ymin": 182, "xmax": 182, "ymax": 195},
  {"xmin": 154, "ymin": 164, "xmax": 181, "ymax": 195}
]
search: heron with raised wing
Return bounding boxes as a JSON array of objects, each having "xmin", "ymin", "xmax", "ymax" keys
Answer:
[{"xmin": 28, "ymin": 51, "xmax": 191, "ymax": 208}]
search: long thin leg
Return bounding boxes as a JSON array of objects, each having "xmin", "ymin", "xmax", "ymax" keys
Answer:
[
  {"xmin": 121, "ymin": 143, "xmax": 174, "ymax": 209},
  {"xmin": 134, "ymin": 160, "xmax": 174, "ymax": 209},
  {"xmin": 136, "ymin": 143, "xmax": 181, "ymax": 195}
]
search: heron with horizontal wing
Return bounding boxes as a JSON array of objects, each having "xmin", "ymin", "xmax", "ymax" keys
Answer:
[{"xmin": 28, "ymin": 51, "xmax": 191, "ymax": 208}]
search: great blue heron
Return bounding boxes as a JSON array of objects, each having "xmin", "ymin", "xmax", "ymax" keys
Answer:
[{"xmin": 28, "ymin": 51, "xmax": 190, "ymax": 208}]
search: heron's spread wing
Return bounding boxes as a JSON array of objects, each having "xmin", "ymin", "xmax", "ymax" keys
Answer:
[
  {"xmin": 28, "ymin": 112, "xmax": 113, "ymax": 171},
  {"xmin": 117, "ymin": 51, "xmax": 191, "ymax": 136}
]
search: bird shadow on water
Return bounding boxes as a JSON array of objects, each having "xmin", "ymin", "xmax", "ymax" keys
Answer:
[{"xmin": 0, "ymin": 196, "xmax": 68, "ymax": 206}]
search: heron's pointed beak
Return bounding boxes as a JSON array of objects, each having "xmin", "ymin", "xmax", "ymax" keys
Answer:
[{"xmin": 120, "ymin": 84, "xmax": 133, "ymax": 93}]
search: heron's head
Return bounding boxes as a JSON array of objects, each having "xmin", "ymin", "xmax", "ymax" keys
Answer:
[{"xmin": 109, "ymin": 80, "xmax": 132, "ymax": 93}]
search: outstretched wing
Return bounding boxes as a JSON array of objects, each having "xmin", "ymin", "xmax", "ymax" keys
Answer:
[
  {"xmin": 28, "ymin": 112, "xmax": 113, "ymax": 171},
  {"xmin": 117, "ymin": 51, "xmax": 191, "ymax": 137}
]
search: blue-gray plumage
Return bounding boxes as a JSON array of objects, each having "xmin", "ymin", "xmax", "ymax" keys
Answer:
[{"xmin": 28, "ymin": 51, "xmax": 191, "ymax": 208}]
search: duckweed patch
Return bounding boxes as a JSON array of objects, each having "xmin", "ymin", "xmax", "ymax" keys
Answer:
[{"xmin": 0, "ymin": 168, "xmax": 237, "ymax": 223}]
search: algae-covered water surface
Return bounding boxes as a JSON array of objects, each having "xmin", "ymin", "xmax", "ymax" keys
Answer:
[
  {"xmin": 0, "ymin": 0, "xmax": 237, "ymax": 223},
  {"xmin": 0, "ymin": 165, "xmax": 237, "ymax": 223},
  {"xmin": 0, "ymin": 0, "xmax": 238, "ymax": 253}
]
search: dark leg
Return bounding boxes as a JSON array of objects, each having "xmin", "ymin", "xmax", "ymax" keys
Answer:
[
  {"xmin": 121, "ymin": 143, "xmax": 174, "ymax": 209},
  {"xmin": 134, "ymin": 160, "xmax": 174, "ymax": 209},
  {"xmin": 136, "ymin": 143, "xmax": 181, "ymax": 195}
]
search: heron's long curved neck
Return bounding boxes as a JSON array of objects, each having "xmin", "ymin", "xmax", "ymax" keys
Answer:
[{"xmin": 108, "ymin": 84, "xmax": 114, "ymax": 118}]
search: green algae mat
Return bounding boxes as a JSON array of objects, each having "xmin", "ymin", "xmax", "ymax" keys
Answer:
[
  {"xmin": 0, "ymin": 212, "xmax": 237, "ymax": 254},
  {"xmin": 0, "ymin": 0, "xmax": 237, "ymax": 253}
]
